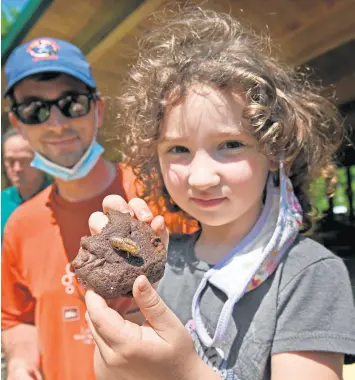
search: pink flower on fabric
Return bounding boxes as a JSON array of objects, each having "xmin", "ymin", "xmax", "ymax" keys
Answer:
[{"xmin": 249, "ymin": 277, "xmax": 262, "ymax": 290}]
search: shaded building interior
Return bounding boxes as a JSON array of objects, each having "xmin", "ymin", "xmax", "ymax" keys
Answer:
[{"xmin": 2, "ymin": 0, "xmax": 355, "ymax": 289}]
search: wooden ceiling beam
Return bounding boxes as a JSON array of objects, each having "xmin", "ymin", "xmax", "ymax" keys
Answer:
[
  {"xmin": 72, "ymin": 0, "xmax": 146, "ymax": 55},
  {"xmin": 86, "ymin": 0, "xmax": 166, "ymax": 65},
  {"xmin": 280, "ymin": 0, "xmax": 355, "ymax": 65}
]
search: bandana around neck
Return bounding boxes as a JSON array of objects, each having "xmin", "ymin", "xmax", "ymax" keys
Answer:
[{"xmin": 191, "ymin": 164, "xmax": 303, "ymax": 348}]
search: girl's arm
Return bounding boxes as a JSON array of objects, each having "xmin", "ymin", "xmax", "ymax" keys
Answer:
[
  {"xmin": 86, "ymin": 195, "xmax": 222, "ymax": 380},
  {"xmin": 271, "ymin": 351, "xmax": 343, "ymax": 380},
  {"xmin": 85, "ymin": 276, "xmax": 222, "ymax": 380}
]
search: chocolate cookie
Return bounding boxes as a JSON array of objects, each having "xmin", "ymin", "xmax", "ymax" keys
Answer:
[{"xmin": 72, "ymin": 210, "xmax": 166, "ymax": 299}]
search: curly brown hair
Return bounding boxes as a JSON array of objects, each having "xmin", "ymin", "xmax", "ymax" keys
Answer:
[{"xmin": 116, "ymin": 6, "xmax": 343, "ymax": 231}]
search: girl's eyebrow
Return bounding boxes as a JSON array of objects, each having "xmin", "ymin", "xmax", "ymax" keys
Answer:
[
  {"xmin": 213, "ymin": 128, "xmax": 245, "ymax": 137},
  {"xmin": 159, "ymin": 130, "xmax": 248, "ymax": 145},
  {"xmin": 216, "ymin": 121, "xmax": 245, "ymax": 133},
  {"xmin": 206, "ymin": 124, "xmax": 249, "ymax": 138},
  {"xmin": 159, "ymin": 125, "xmax": 248, "ymax": 142},
  {"xmin": 158, "ymin": 135, "xmax": 188, "ymax": 143}
]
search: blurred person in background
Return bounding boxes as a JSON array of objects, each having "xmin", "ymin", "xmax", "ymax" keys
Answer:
[{"xmin": 1, "ymin": 128, "xmax": 52, "ymax": 240}]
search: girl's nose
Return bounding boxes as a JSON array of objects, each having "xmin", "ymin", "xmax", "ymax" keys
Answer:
[{"xmin": 188, "ymin": 155, "xmax": 220, "ymax": 191}]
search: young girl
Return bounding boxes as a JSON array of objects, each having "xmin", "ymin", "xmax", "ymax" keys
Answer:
[{"xmin": 84, "ymin": 7, "xmax": 355, "ymax": 380}]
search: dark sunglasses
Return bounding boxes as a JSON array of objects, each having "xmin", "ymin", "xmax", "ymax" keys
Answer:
[{"xmin": 11, "ymin": 93, "xmax": 96, "ymax": 125}]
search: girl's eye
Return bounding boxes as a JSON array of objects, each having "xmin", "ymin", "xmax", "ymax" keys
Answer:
[
  {"xmin": 168, "ymin": 146, "xmax": 190, "ymax": 154},
  {"xmin": 219, "ymin": 141, "xmax": 246, "ymax": 150}
]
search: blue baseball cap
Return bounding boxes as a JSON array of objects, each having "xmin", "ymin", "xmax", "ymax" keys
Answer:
[{"xmin": 4, "ymin": 37, "xmax": 96, "ymax": 96}]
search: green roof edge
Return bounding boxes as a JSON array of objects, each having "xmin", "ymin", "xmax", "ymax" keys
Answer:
[{"xmin": 1, "ymin": 0, "xmax": 54, "ymax": 64}]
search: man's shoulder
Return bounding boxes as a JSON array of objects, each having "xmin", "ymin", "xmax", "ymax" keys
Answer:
[
  {"xmin": 1, "ymin": 186, "xmax": 17, "ymax": 199},
  {"xmin": 1, "ymin": 187, "xmax": 20, "ymax": 214},
  {"xmin": 117, "ymin": 164, "xmax": 199, "ymax": 234},
  {"xmin": 6, "ymin": 185, "xmax": 53, "ymax": 227}
]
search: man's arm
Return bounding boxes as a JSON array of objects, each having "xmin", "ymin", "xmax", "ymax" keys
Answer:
[
  {"xmin": 2, "ymin": 220, "xmax": 40, "ymax": 380},
  {"xmin": 2, "ymin": 324, "xmax": 42, "ymax": 380}
]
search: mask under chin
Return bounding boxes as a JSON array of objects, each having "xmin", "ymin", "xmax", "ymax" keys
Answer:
[{"xmin": 30, "ymin": 141, "xmax": 104, "ymax": 181}]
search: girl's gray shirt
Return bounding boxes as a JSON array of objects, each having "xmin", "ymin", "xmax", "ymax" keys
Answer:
[{"xmin": 157, "ymin": 235, "xmax": 355, "ymax": 380}]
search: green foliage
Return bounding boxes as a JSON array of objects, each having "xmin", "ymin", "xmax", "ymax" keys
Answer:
[
  {"xmin": 351, "ymin": 165, "xmax": 355, "ymax": 209},
  {"xmin": 311, "ymin": 176, "xmax": 329, "ymax": 213},
  {"xmin": 1, "ymin": 4, "xmax": 20, "ymax": 38},
  {"xmin": 334, "ymin": 168, "xmax": 349, "ymax": 210},
  {"xmin": 311, "ymin": 165, "xmax": 355, "ymax": 216}
]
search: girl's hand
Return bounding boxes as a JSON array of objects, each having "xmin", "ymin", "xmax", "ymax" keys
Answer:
[
  {"xmin": 85, "ymin": 276, "xmax": 219, "ymax": 380},
  {"xmin": 86, "ymin": 195, "xmax": 220, "ymax": 380},
  {"xmin": 88, "ymin": 195, "xmax": 168, "ymax": 319}
]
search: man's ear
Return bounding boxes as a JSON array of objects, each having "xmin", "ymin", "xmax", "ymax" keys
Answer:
[
  {"xmin": 96, "ymin": 97, "xmax": 104, "ymax": 129},
  {"xmin": 8, "ymin": 112, "xmax": 28, "ymax": 140},
  {"xmin": 8, "ymin": 111, "xmax": 19, "ymax": 127}
]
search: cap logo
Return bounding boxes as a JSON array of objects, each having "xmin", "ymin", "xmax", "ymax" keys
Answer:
[{"xmin": 26, "ymin": 38, "xmax": 59, "ymax": 61}]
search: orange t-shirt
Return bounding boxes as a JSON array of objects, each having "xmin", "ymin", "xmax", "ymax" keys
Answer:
[{"xmin": 1, "ymin": 165, "xmax": 197, "ymax": 380}]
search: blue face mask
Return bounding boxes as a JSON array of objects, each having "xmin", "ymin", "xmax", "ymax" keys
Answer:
[{"xmin": 29, "ymin": 108, "xmax": 104, "ymax": 182}]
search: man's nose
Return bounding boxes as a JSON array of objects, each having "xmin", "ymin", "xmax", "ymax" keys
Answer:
[
  {"xmin": 13, "ymin": 160, "xmax": 23, "ymax": 172},
  {"xmin": 47, "ymin": 106, "xmax": 69, "ymax": 128},
  {"xmin": 188, "ymin": 153, "xmax": 220, "ymax": 191}
]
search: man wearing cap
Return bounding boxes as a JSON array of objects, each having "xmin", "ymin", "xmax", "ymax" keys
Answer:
[
  {"xmin": 1, "ymin": 37, "xmax": 133, "ymax": 380},
  {"xmin": 0, "ymin": 37, "xmax": 192, "ymax": 380}
]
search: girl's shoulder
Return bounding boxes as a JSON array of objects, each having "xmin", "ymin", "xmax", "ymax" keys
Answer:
[
  {"xmin": 276, "ymin": 236, "xmax": 354, "ymax": 319},
  {"xmin": 280, "ymin": 235, "xmax": 349, "ymax": 288},
  {"xmin": 287, "ymin": 235, "xmax": 339, "ymax": 261}
]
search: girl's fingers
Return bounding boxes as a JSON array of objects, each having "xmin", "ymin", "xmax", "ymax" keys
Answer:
[
  {"xmin": 128, "ymin": 198, "xmax": 153, "ymax": 222},
  {"xmin": 132, "ymin": 276, "xmax": 182, "ymax": 341},
  {"xmin": 151, "ymin": 215, "xmax": 169, "ymax": 249},
  {"xmin": 85, "ymin": 311, "xmax": 113, "ymax": 360},
  {"xmin": 127, "ymin": 199, "xmax": 169, "ymax": 248},
  {"xmin": 86, "ymin": 311, "xmax": 105, "ymax": 346},
  {"xmin": 84, "ymin": 291, "xmax": 111, "ymax": 354},
  {"xmin": 85, "ymin": 290, "xmax": 125, "ymax": 348},
  {"xmin": 102, "ymin": 195, "xmax": 134, "ymax": 216},
  {"xmin": 89, "ymin": 212, "xmax": 109, "ymax": 235}
]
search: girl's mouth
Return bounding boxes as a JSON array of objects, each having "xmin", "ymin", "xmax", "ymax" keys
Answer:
[{"xmin": 190, "ymin": 197, "xmax": 226, "ymax": 207}]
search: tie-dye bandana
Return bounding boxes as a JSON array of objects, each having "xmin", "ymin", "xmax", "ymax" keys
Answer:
[{"xmin": 188, "ymin": 164, "xmax": 303, "ymax": 379}]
